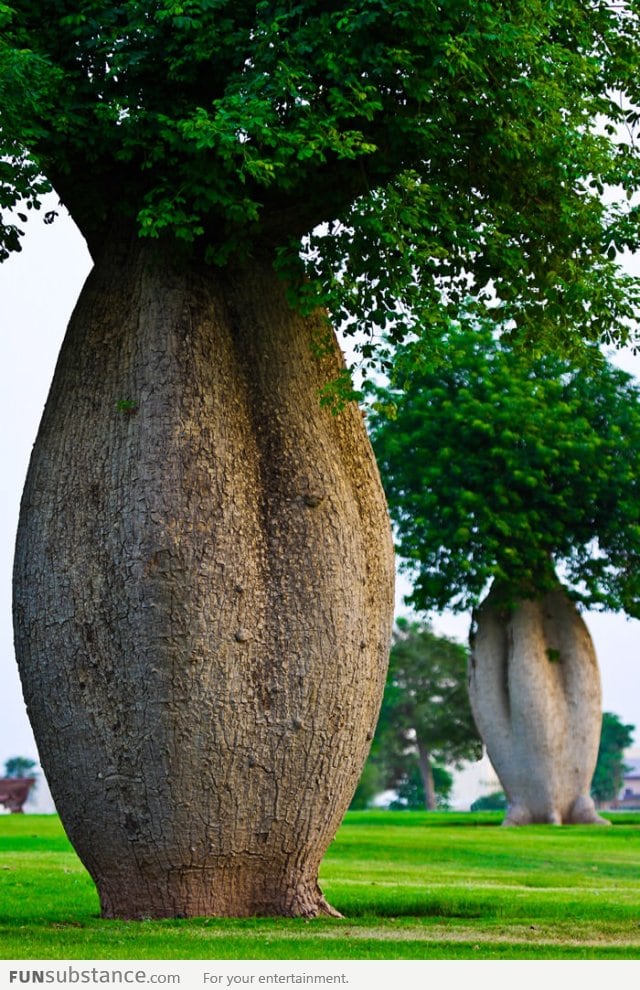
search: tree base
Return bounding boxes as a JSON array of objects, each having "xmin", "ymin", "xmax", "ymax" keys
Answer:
[
  {"xmin": 502, "ymin": 794, "xmax": 611, "ymax": 827},
  {"xmin": 567, "ymin": 794, "xmax": 610, "ymax": 826},
  {"xmin": 96, "ymin": 864, "xmax": 341, "ymax": 920}
]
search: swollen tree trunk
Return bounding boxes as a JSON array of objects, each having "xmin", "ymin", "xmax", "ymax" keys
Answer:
[
  {"xmin": 468, "ymin": 581, "xmax": 607, "ymax": 826},
  {"xmin": 416, "ymin": 740, "xmax": 437, "ymax": 811},
  {"xmin": 12, "ymin": 234, "xmax": 395, "ymax": 918}
]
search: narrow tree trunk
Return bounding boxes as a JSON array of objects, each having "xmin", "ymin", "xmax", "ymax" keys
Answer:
[
  {"xmin": 416, "ymin": 740, "xmax": 437, "ymax": 811},
  {"xmin": 468, "ymin": 581, "xmax": 608, "ymax": 826},
  {"xmin": 12, "ymin": 234, "xmax": 395, "ymax": 918}
]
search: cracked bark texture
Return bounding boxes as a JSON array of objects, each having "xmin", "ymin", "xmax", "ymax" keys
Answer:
[
  {"xmin": 12, "ymin": 235, "xmax": 395, "ymax": 918},
  {"xmin": 468, "ymin": 582, "xmax": 608, "ymax": 826}
]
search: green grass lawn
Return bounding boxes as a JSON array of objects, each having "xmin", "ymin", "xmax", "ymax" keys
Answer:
[{"xmin": 0, "ymin": 810, "xmax": 639, "ymax": 960}]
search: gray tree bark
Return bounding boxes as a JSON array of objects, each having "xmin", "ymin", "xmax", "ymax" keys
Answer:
[
  {"xmin": 468, "ymin": 581, "xmax": 608, "ymax": 826},
  {"xmin": 12, "ymin": 235, "xmax": 395, "ymax": 918}
]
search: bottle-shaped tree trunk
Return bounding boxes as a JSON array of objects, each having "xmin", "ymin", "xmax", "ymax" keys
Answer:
[
  {"xmin": 12, "ymin": 235, "xmax": 395, "ymax": 918},
  {"xmin": 468, "ymin": 581, "xmax": 608, "ymax": 826}
]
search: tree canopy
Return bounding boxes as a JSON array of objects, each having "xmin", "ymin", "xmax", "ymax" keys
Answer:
[
  {"xmin": 2, "ymin": 1, "xmax": 640, "ymax": 364},
  {"xmin": 369, "ymin": 326, "xmax": 640, "ymax": 614}
]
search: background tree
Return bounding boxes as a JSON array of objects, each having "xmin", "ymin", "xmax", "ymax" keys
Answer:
[
  {"xmin": 350, "ymin": 737, "xmax": 454, "ymax": 810},
  {"xmin": 591, "ymin": 712, "xmax": 635, "ymax": 806},
  {"xmin": 3, "ymin": 1, "xmax": 640, "ymax": 916},
  {"xmin": 2, "ymin": 756, "xmax": 37, "ymax": 779},
  {"xmin": 349, "ymin": 759, "xmax": 385, "ymax": 811},
  {"xmin": 370, "ymin": 327, "xmax": 640, "ymax": 618},
  {"xmin": 388, "ymin": 762, "xmax": 454, "ymax": 811},
  {"xmin": 470, "ymin": 792, "xmax": 507, "ymax": 813},
  {"xmin": 361, "ymin": 619, "xmax": 482, "ymax": 811},
  {"xmin": 369, "ymin": 331, "xmax": 640, "ymax": 825},
  {"xmin": 2, "ymin": 757, "xmax": 38, "ymax": 806}
]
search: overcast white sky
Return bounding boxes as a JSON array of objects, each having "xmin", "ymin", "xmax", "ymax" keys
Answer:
[{"xmin": 1, "ymin": 197, "xmax": 639, "ymax": 798}]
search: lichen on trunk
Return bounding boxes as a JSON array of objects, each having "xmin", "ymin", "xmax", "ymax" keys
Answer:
[
  {"xmin": 12, "ymin": 235, "xmax": 395, "ymax": 918},
  {"xmin": 468, "ymin": 580, "xmax": 608, "ymax": 827}
]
